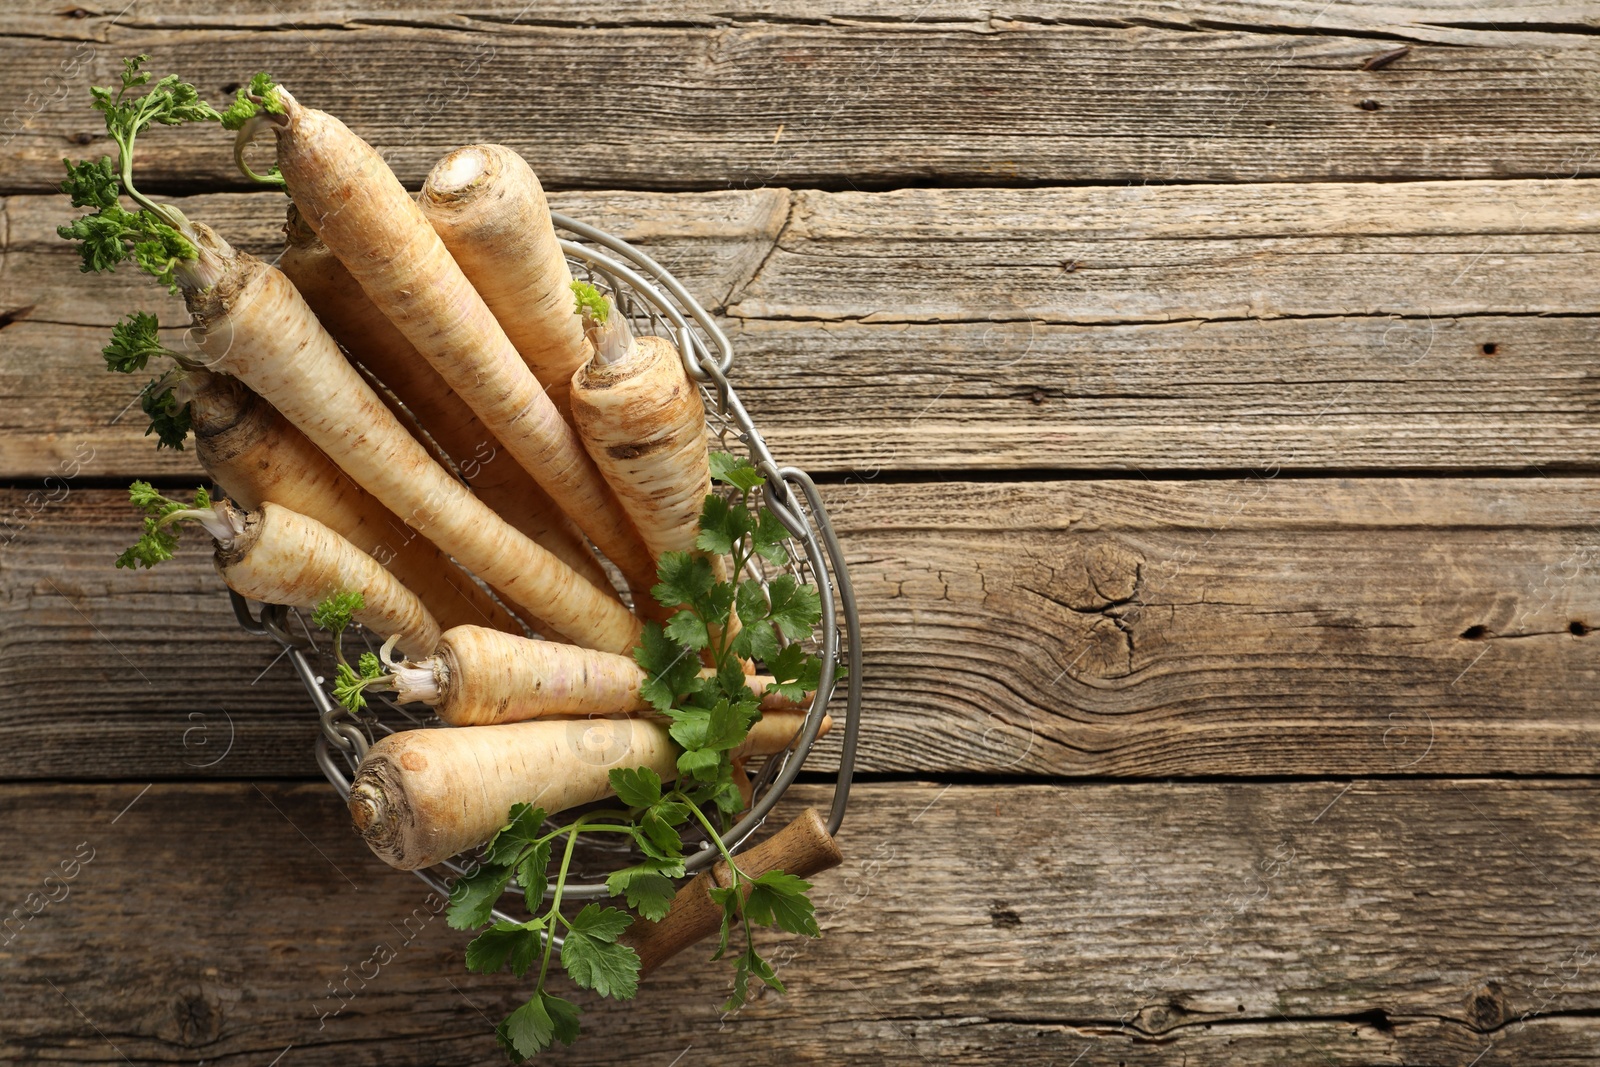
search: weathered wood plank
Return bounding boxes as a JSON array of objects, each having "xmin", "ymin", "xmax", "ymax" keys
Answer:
[
  {"xmin": 2, "ymin": 16, "xmax": 1596, "ymax": 192},
  {"xmin": 12, "ymin": 0, "xmax": 1600, "ymax": 38},
  {"xmin": 730, "ymin": 180, "xmax": 1600, "ymax": 323},
  {"xmin": 6, "ymin": 479, "xmax": 1600, "ymax": 779},
  {"xmin": 3, "ymin": 780, "xmax": 1600, "ymax": 1064},
  {"xmin": 7, "ymin": 184, "xmax": 1600, "ymax": 478}
]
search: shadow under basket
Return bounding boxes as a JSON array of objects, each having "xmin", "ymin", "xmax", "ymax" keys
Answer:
[{"xmin": 229, "ymin": 212, "xmax": 863, "ymax": 965}]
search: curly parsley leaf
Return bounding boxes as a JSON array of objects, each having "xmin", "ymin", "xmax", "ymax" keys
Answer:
[
  {"xmin": 218, "ymin": 71, "xmax": 285, "ymax": 131},
  {"xmin": 569, "ymin": 280, "xmax": 609, "ymax": 325},
  {"xmin": 311, "ymin": 590, "xmax": 364, "ymax": 635},
  {"xmin": 103, "ymin": 311, "xmax": 164, "ymax": 373},
  {"xmin": 139, "ymin": 377, "xmax": 191, "ymax": 450}
]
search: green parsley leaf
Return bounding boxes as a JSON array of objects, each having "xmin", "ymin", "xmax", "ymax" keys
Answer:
[
  {"xmin": 608, "ymin": 766, "xmax": 663, "ymax": 809},
  {"xmin": 114, "ymin": 515, "xmax": 178, "ymax": 569},
  {"xmin": 606, "ymin": 856, "xmax": 683, "ymax": 922},
  {"xmin": 570, "ymin": 280, "xmax": 609, "ymax": 324},
  {"xmin": 496, "ymin": 989, "xmax": 580, "ymax": 1060},
  {"xmin": 446, "ymin": 862, "xmax": 514, "ymax": 930},
  {"xmin": 60, "ymin": 156, "xmax": 120, "ymax": 211},
  {"xmin": 709, "ymin": 451, "xmax": 764, "ymax": 492},
  {"xmin": 127, "ymin": 479, "xmax": 166, "ymax": 511},
  {"xmin": 632, "ymin": 621, "xmax": 700, "ymax": 712},
  {"xmin": 663, "ymin": 608, "xmax": 710, "ymax": 651},
  {"xmin": 707, "ymin": 883, "xmax": 741, "ymax": 960},
  {"xmin": 357, "ymin": 651, "xmax": 384, "ymax": 679},
  {"xmin": 695, "ymin": 493, "xmax": 753, "ymax": 556},
  {"xmin": 516, "ymin": 842, "xmax": 552, "ymax": 911},
  {"xmin": 560, "ymin": 904, "xmax": 640, "ymax": 999},
  {"xmin": 464, "ymin": 920, "xmax": 544, "ymax": 977},
  {"xmin": 139, "ymin": 377, "xmax": 191, "ymax": 450},
  {"xmin": 765, "ymin": 573, "xmax": 823, "ymax": 640},
  {"xmin": 218, "ymin": 71, "xmax": 284, "ymax": 131},
  {"xmin": 331, "ymin": 660, "xmax": 370, "ymax": 714},
  {"xmin": 751, "ymin": 508, "xmax": 792, "ymax": 566},
  {"xmin": 485, "ymin": 802, "xmax": 548, "ymax": 866},
  {"xmin": 652, "ymin": 551, "xmax": 714, "ymax": 609},
  {"xmin": 724, "ymin": 946, "xmax": 783, "ymax": 1012},
  {"xmin": 764, "ymin": 643, "xmax": 823, "ymax": 703},
  {"xmin": 744, "ymin": 870, "xmax": 820, "ymax": 937},
  {"xmin": 311, "ymin": 590, "xmax": 364, "ymax": 635}
]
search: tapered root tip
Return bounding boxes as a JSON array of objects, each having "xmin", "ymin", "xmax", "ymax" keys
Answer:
[{"xmin": 423, "ymin": 146, "xmax": 493, "ymax": 203}]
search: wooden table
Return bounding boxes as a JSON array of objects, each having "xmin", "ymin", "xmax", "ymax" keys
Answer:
[{"xmin": 4, "ymin": 3, "xmax": 1599, "ymax": 1063}]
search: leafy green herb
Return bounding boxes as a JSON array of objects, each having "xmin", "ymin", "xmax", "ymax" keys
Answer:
[
  {"xmin": 114, "ymin": 480, "xmax": 214, "ymax": 569},
  {"xmin": 312, "ymin": 591, "xmax": 393, "ymax": 713},
  {"xmin": 451, "ymin": 451, "xmax": 838, "ymax": 1058},
  {"xmin": 57, "ymin": 56, "xmax": 218, "ymax": 293},
  {"xmin": 569, "ymin": 280, "xmax": 610, "ymax": 325},
  {"xmin": 218, "ymin": 71, "xmax": 284, "ymax": 131}
]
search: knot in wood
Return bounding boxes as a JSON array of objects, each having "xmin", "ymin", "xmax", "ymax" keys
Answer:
[{"xmin": 1466, "ymin": 980, "xmax": 1507, "ymax": 1031}]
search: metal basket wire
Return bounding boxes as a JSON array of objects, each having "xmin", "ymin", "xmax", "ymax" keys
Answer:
[{"xmin": 230, "ymin": 213, "xmax": 862, "ymax": 920}]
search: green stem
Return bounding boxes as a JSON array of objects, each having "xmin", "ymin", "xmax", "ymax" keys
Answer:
[{"xmin": 535, "ymin": 815, "xmax": 588, "ymax": 990}]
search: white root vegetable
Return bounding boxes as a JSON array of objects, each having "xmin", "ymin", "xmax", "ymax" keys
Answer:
[
  {"xmin": 349, "ymin": 712, "xmax": 827, "ymax": 869},
  {"xmin": 265, "ymin": 92, "xmax": 660, "ymax": 603},
  {"xmin": 181, "ymin": 224, "xmax": 641, "ymax": 654},
  {"xmin": 385, "ymin": 624, "xmax": 807, "ymax": 725},
  {"xmin": 199, "ymin": 499, "xmax": 441, "ymax": 657},
  {"xmin": 420, "ymin": 144, "xmax": 590, "ymax": 421},
  {"xmin": 185, "ymin": 370, "xmax": 523, "ymax": 636}
]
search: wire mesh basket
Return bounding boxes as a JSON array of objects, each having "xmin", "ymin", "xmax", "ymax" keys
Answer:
[{"xmin": 230, "ymin": 213, "xmax": 862, "ymax": 920}]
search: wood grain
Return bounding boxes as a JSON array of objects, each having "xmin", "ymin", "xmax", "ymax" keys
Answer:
[
  {"xmin": 7, "ymin": 184, "xmax": 1600, "ymax": 478},
  {"xmin": 7, "ymin": 479, "xmax": 1600, "ymax": 779},
  {"xmin": 4, "ymin": 779, "xmax": 1600, "ymax": 1064},
  {"xmin": 2, "ymin": 15, "xmax": 1597, "ymax": 192}
]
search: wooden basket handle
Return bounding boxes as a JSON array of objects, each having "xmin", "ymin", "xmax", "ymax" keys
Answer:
[{"xmin": 620, "ymin": 807, "xmax": 843, "ymax": 976}]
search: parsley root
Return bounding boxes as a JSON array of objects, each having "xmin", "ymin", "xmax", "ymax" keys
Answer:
[
  {"xmin": 361, "ymin": 624, "xmax": 808, "ymax": 726},
  {"xmin": 568, "ymin": 293, "xmax": 712, "ymax": 567},
  {"xmin": 120, "ymin": 486, "xmax": 441, "ymax": 657},
  {"xmin": 348, "ymin": 712, "xmax": 823, "ymax": 870},
  {"xmin": 184, "ymin": 370, "xmax": 522, "ymax": 636},
  {"xmin": 61, "ymin": 61, "xmax": 637, "ymax": 652},
  {"xmin": 257, "ymin": 88, "xmax": 658, "ymax": 605},
  {"xmin": 419, "ymin": 145, "xmax": 591, "ymax": 422},
  {"xmin": 278, "ymin": 206, "xmax": 616, "ymax": 603}
]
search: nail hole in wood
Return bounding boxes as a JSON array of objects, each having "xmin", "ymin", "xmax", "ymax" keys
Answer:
[
  {"xmin": 1481, "ymin": 342, "xmax": 1498, "ymax": 355},
  {"xmin": 1570, "ymin": 621, "xmax": 1589, "ymax": 636},
  {"xmin": 221, "ymin": 82, "xmax": 241, "ymax": 95},
  {"xmin": 1461, "ymin": 625, "xmax": 1488, "ymax": 640},
  {"xmin": 1358, "ymin": 99, "xmax": 1382, "ymax": 111}
]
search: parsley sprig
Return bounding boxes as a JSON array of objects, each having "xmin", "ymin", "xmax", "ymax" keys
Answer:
[
  {"xmin": 312, "ymin": 591, "xmax": 390, "ymax": 714},
  {"xmin": 114, "ymin": 480, "xmax": 214, "ymax": 569},
  {"xmin": 57, "ymin": 55, "xmax": 219, "ymax": 292},
  {"xmin": 442, "ymin": 453, "xmax": 833, "ymax": 1060},
  {"xmin": 103, "ymin": 311, "xmax": 199, "ymax": 450}
]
